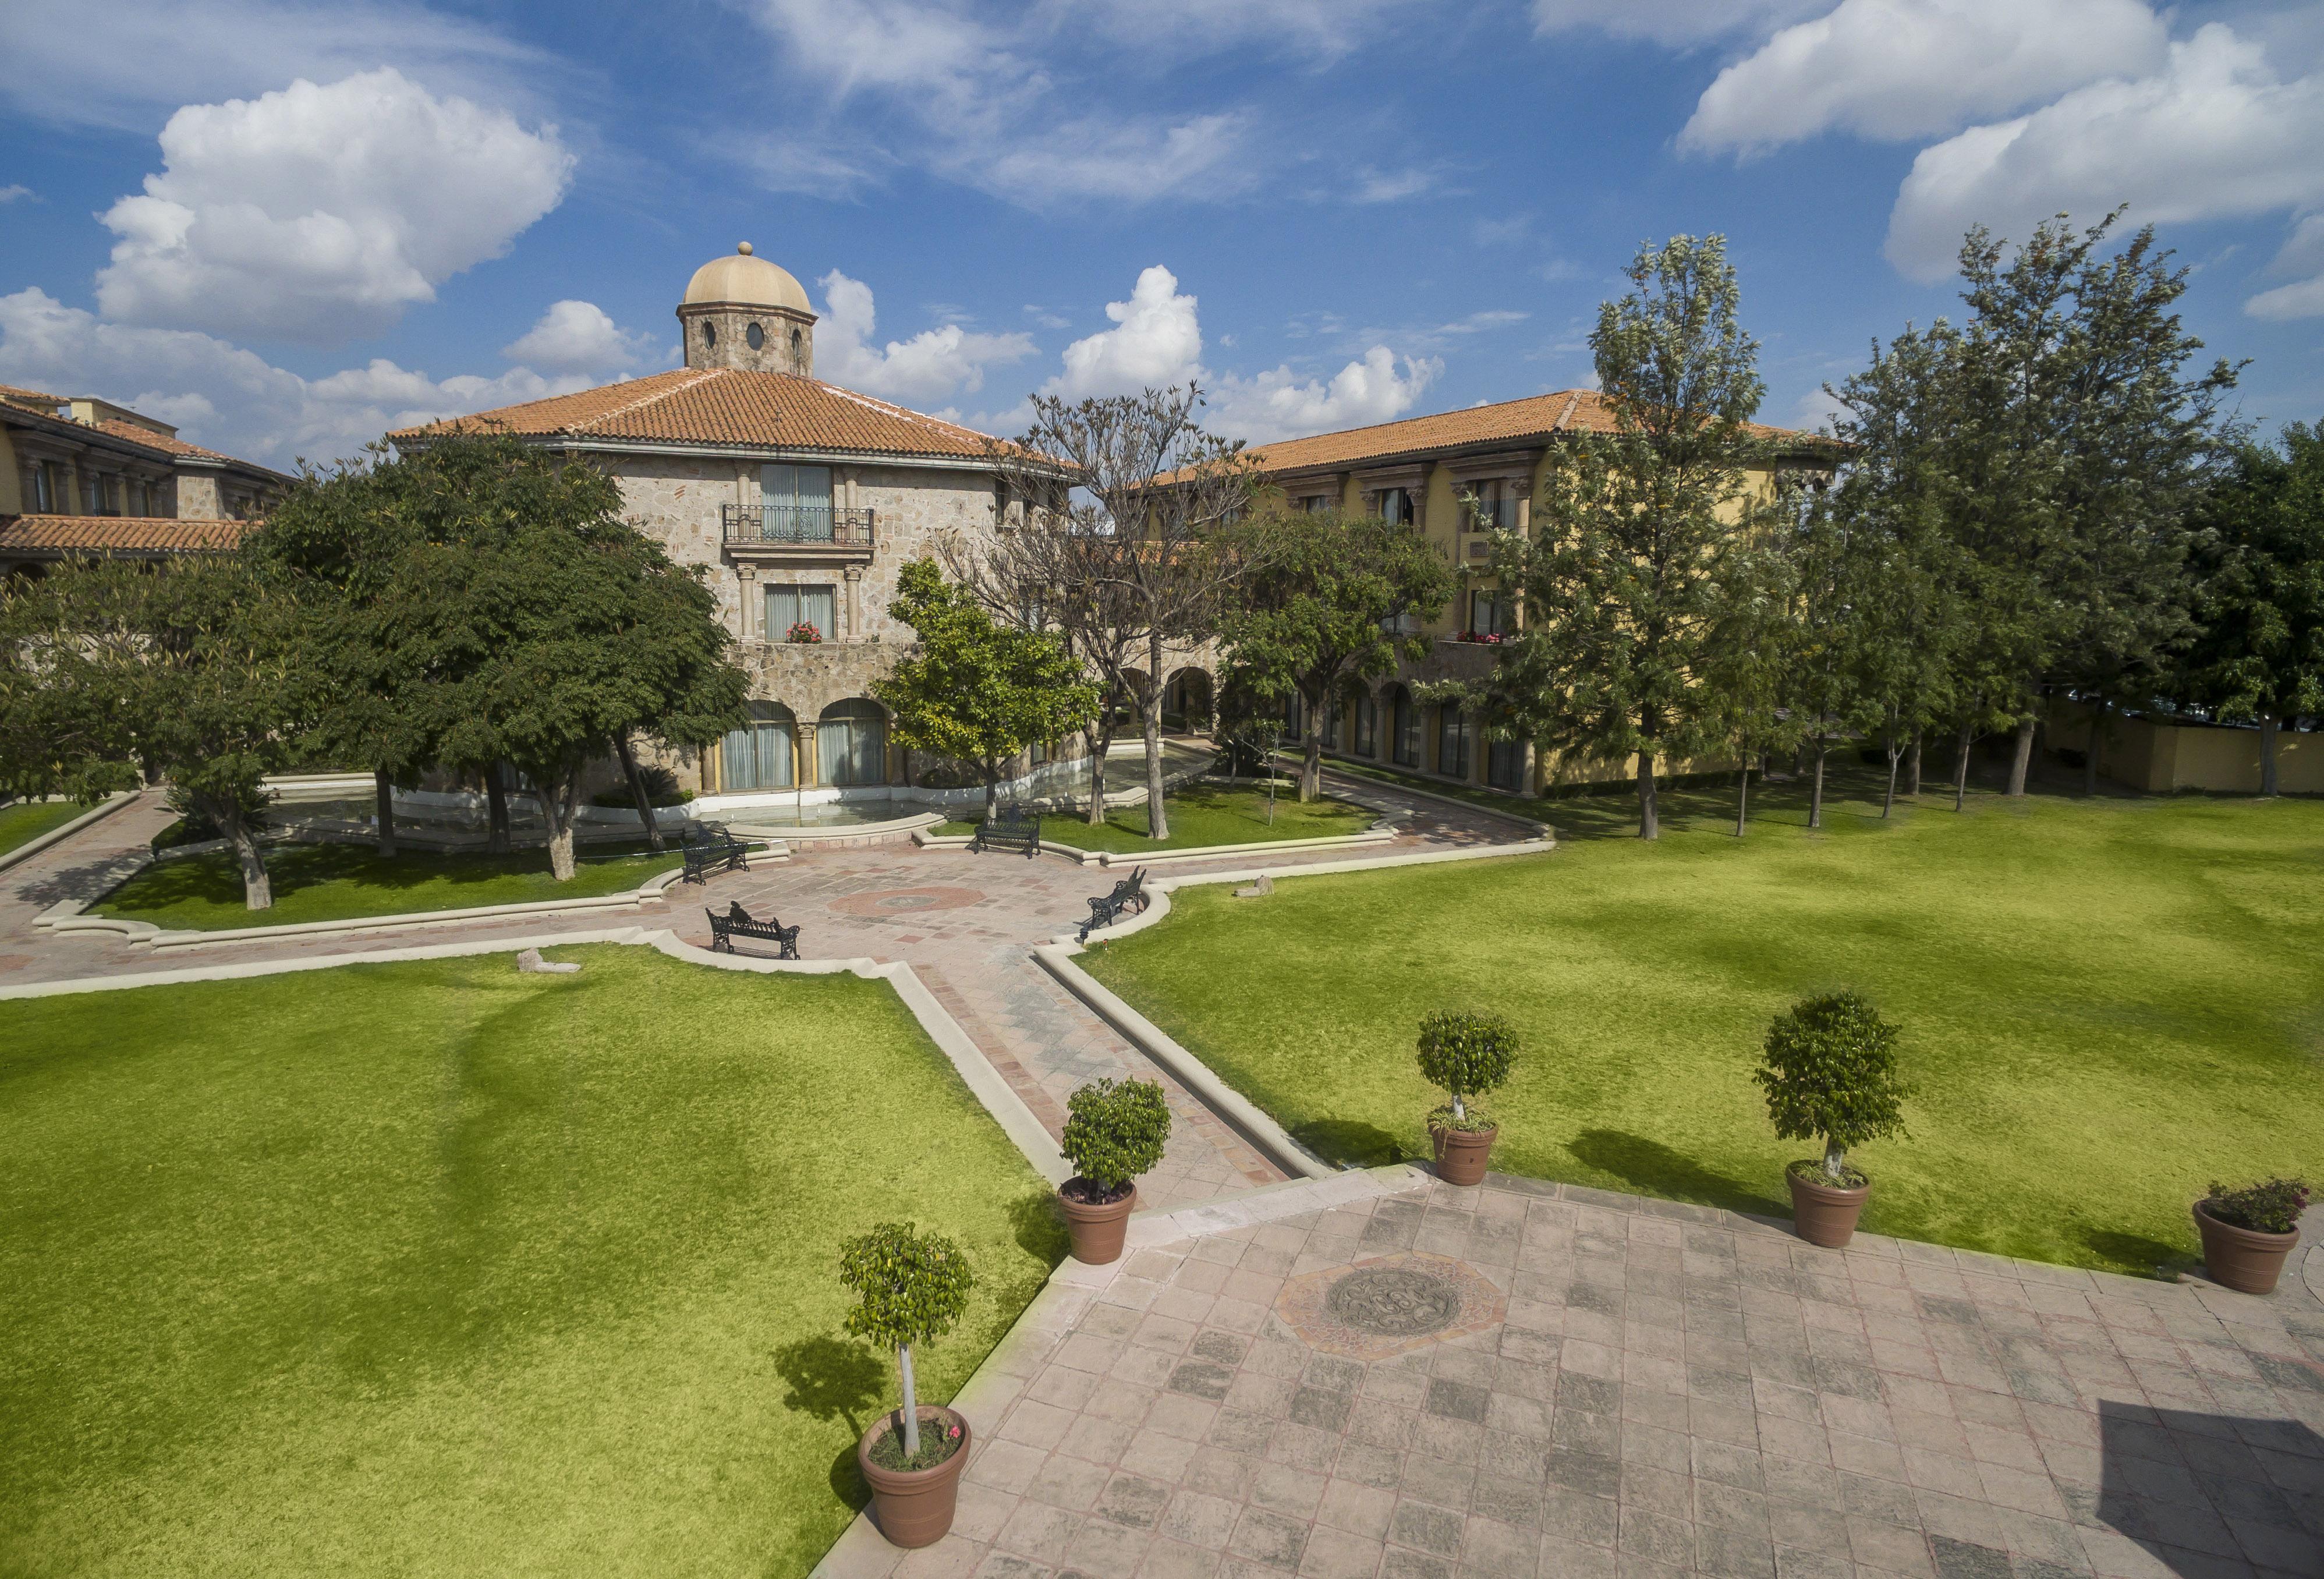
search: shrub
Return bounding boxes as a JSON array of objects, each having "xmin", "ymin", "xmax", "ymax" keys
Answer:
[
  {"xmin": 2202, "ymin": 1178, "xmax": 2310, "ymax": 1235},
  {"xmin": 838, "ymin": 1222, "xmax": 975, "ymax": 1461},
  {"xmin": 1417, "ymin": 1010, "xmax": 1517, "ymax": 1131},
  {"xmin": 1756, "ymin": 991, "xmax": 1908, "ymax": 1186},
  {"xmin": 1059, "ymin": 1078, "xmax": 1171, "ymax": 1197}
]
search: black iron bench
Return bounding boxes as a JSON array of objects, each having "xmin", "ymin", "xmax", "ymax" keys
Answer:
[
  {"xmin": 1079, "ymin": 866, "xmax": 1150, "ymax": 941},
  {"xmin": 972, "ymin": 803, "xmax": 1041, "ymax": 858},
  {"xmin": 681, "ymin": 823, "xmax": 750, "ymax": 883},
  {"xmin": 706, "ymin": 901, "xmax": 800, "ymax": 960}
]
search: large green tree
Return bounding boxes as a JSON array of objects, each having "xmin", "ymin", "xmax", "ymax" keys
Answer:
[
  {"xmin": 1487, "ymin": 233, "xmax": 1783, "ymax": 838},
  {"xmin": 1219, "ymin": 507, "xmax": 1453, "ymax": 801},
  {"xmin": 0, "ymin": 553, "xmax": 307, "ymax": 909},
  {"xmin": 874, "ymin": 558, "xmax": 1099, "ymax": 815},
  {"xmin": 2184, "ymin": 423, "xmax": 2324, "ymax": 795}
]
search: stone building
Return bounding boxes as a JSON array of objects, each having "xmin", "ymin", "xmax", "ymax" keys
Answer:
[
  {"xmin": 1239, "ymin": 391, "xmax": 1830, "ymax": 796},
  {"xmin": 396, "ymin": 243, "xmax": 1109, "ymax": 803},
  {"xmin": 0, "ymin": 385, "xmax": 288, "ymax": 575}
]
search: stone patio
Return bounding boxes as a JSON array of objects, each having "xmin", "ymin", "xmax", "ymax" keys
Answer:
[{"xmin": 818, "ymin": 1173, "xmax": 2324, "ymax": 1579}]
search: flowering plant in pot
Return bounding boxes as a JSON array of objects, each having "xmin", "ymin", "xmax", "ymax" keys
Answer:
[
  {"xmin": 2193, "ymin": 1178, "xmax": 2309, "ymax": 1295},
  {"xmin": 787, "ymin": 620, "xmax": 824, "ymax": 644},
  {"xmin": 1755, "ymin": 991, "xmax": 1908, "ymax": 1248},
  {"xmin": 1418, "ymin": 1010, "xmax": 1515, "ymax": 1186},
  {"xmin": 1057, "ymin": 1077, "xmax": 1171, "ymax": 1264},
  {"xmin": 838, "ymin": 1222, "xmax": 977, "ymax": 1548}
]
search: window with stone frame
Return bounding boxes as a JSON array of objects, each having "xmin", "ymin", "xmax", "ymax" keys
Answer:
[{"xmin": 766, "ymin": 582, "xmax": 837, "ymax": 641}]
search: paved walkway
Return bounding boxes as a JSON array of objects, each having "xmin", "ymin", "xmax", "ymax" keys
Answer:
[
  {"xmin": 823, "ymin": 1174, "xmax": 2324, "ymax": 1579},
  {"xmin": 0, "ymin": 774, "xmax": 1543, "ymax": 1210}
]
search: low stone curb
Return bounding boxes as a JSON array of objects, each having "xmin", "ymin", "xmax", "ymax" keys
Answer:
[
  {"xmin": 1043, "ymin": 820, "xmax": 1399, "ymax": 868},
  {"xmin": 0, "ymin": 792, "xmax": 140, "ymax": 876},
  {"xmin": 1273, "ymin": 751, "xmax": 1556, "ymax": 837},
  {"xmin": 33, "ymin": 844, "xmax": 792, "ymax": 951}
]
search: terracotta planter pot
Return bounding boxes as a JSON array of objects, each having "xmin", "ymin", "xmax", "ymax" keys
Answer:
[
  {"xmin": 2194, "ymin": 1201, "xmax": 2299, "ymax": 1295},
  {"xmin": 1433, "ymin": 1124, "xmax": 1498, "ymax": 1187},
  {"xmin": 1787, "ymin": 1168, "xmax": 1870, "ymax": 1248},
  {"xmin": 858, "ymin": 1405, "xmax": 972, "ymax": 1549},
  {"xmin": 1060, "ymin": 1180, "xmax": 1138, "ymax": 1265}
]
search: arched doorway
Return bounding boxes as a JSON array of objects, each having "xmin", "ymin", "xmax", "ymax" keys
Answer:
[
  {"xmin": 721, "ymin": 700, "xmax": 796, "ymax": 791},
  {"xmin": 1387, "ymin": 685, "xmax": 1422, "ymax": 767},
  {"xmin": 1163, "ymin": 668, "xmax": 1214, "ymax": 734},
  {"xmin": 817, "ymin": 699, "xmax": 888, "ymax": 786}
]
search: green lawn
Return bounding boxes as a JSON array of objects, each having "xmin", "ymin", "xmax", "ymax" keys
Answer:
[
  {"xmin": 93, "ymin": 840, "xmax": 686, "ymax": 930},
  {"xmin": 1083, "ymin": 767, "xmax": 2324, "ymax": 1277},
  {"xmin": 938, "ymin": 780, "xmax": 1377, "ymax": 853},
  {"xmin": 0, "ymin": 798, "xmax": 87, "ymax": 858},
  {"xmin": 0, "ymin": 946, "xmax": 1064, "ymax": 1577}
]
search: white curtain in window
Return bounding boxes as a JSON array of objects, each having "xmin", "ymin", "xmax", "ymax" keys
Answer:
[
  {"xmin": 817, "ymin": 703, "xmax": 887, "ymax": 785},
  {"xmin": 759, "ymin": 463, "xmax": 835, "ymax": 540},
  {"xmin": 721, "ymin": 704, "xmax": 795, "ymax": 791},
  {"xmin": 766, "ymin": 583, "xmax": 837, "ymax": 640}
]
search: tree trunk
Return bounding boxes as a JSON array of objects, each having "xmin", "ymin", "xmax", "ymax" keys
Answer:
[
  {"xmin": 1907, "ymin": 733, "xmax": 1922, "ymax": 798},
  {"xmin": 1808, "ymin": 735, "xmax": 1827, "ymax": 830},
  {"xmin": 2006, "ymin": 714, "xmax": 2035, "ymax": 796},
  {"xmin": 543, "ymin": 765, "xmax": 579, "ymax": 881},
  {"xmin": 486, "ymin": 764, "xmax": 512, "ymax": 855},
  {"xmin": 1953, "ymin": 723, "xmax": 1972, "ymax": 812},
  {"xmin": 898, "ymin": 1344, "xmax": 921, "ymax": 1459},
  {"xmin": 615, "ymin": 731, "xmax": 665, "ymax": 852},
  {"xmin": 1301, "ymin": 714, "xmax": 1323, "ymax": 803},
  {"xmin": 2260, "ymin": 716, "xmax": 2282, "ymax": 797},
  {"xmin": 2083, "ymin": 700, "xmax": 2106, "ymax": 797},
  {"xmin": 1882, "ymin": 745, "xmax": 1900, "ymax": 819},
  {"xmin": 373, "ymin": 767, "xmax": 397, "ymax": 859},
  {"xmin": 984, "ymin": 762, "xmax": 1001, "ymax": 817},
  {"xmin": 1823, "ymin": 1139, "xmax": 1847, "ymax": 1184},
  {"xmin": 1084, "ymin": 710, "xmax": 1116, "ymax": 827},
  {"xmin": 1142, "ymin": 635, "xmax": 1170, "ymax": 840},
  {"xmin": 1635, "ymin": 748, "xmax": 1659, "ymax": 841},
  {"xmin": 1734, "ymin": 760, "xmax": 1750, "ymax": 837},
  {"xmin": 218, "ymin": 805, "xmax": 272, "ymax": 911}
]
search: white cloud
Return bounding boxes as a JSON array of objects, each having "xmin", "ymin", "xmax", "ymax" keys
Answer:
[
  {"xmin": 1034, "ymin": 265, "xmax": 1437, "ymax": 444},
  {"xmin": 1044, "ymin": 266, "xmax": 1206, "ymax": 399},
  {"xmin": 0, "ymin": 0, "xmax": 560, "ymax": 133},
  {"xmin": 0, "ymin": 185, "xmax": 29, "ymax": 203},
  {"xmin": 501, "ymin": 300, "xmax": 654, "ymax": 376},
  {"xmin": 1682, "ymin": 0, "xmax": 2168, "ymax": 156},
  {"xmin": 1064, "ymin": 0, "xmax": 1425, "ymax": 61},
  {"xmin": 816, "ymin": 270, "xmax": 1036, "ymax": 404},
  {"xmin": 0, "ymin": 286, "xmax": 593, "ymax": 470},
  {"xmin": 1530, "ymin": 0, "xmax": 1826, "ymax": 47},
  {"xmin": 2247, "ymin": 215, "xmax": 2324, "ymax": 321},
  {"xmin": 1351, "ymin": 167, "xmax": 1440, "ymax": 204},
  {"xmin": 96, "ymin": 68, "xmax": 573, "ymax": 344},
  {"xmin": 977, "ymin": 114, "xmax": 1252, "ymax": 205},
  {"xmin": 1208, "ymin": 348, "xmax": 1441, "ymax": 445},
  {"xmin": 1883, "ymin": 25, "xmax": 2324, "ymax": 281}
]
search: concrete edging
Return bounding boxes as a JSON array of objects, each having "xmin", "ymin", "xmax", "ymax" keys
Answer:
[
  {"xmin": 35, "ymin": 845, "xmax": 793, "ymax": 952},
  {"xmin": 0, "ymin": 792, "xmax": 141, "ymax": 876},
  {"xmin": 1273, "ymin": 751, "xmax": 1556, "ymax": 838}
]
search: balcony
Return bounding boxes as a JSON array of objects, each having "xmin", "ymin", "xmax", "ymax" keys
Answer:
[{"xmin": 721, "ymin": 502, "xmax": 876, "ymax": 564}]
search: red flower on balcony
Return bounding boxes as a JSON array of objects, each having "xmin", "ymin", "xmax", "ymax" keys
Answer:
[{"xmin": 787, "ymin": 621, "xmax": 824, "ymax": 645}]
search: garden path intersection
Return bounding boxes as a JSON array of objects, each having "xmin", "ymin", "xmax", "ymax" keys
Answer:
[{"xmin": 5, "ymin": 780, "xmax": 2322, "ymax": 1579}]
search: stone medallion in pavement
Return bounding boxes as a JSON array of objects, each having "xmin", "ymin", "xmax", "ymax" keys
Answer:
[
  {"xmin": 1274, "ymin": 1250, "xmax": 1509, "ymax": 1360},
  {"xmin": 826, "ymin": 884, "xmax": 988, "ymax": 919}
]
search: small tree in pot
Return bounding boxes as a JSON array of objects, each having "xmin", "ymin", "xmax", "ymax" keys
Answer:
[
  {"xmin": 2193, "ymin": 1178, "xmax": 2309, "ymax": 1295},
  {"xmin": 838, "ymin": 1222, "xmax": 976, "ymax": 1548},
  {"xmin": 1058, "ymin": 1077, "xmax": 1171, "ymax": 1264},
  {"xmin": 1419, "ymin": 1010, "xmax": 1517, "ymax": 1186},
  {"xmin": 1756, "ymin": 991, "xmax": 1908, "ymax": 1248}
]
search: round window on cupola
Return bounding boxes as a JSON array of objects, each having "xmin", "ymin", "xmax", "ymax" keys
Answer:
[
  {"xmin": 746, "ymin": 322, "xmax": 765, "ymax": 351},
  {"xmin": 703, "ymin": 320, "xmax": 718, "ymax": 348}
]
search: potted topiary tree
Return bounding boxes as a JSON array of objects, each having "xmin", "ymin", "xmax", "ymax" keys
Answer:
[
  {"xmin": 1756, "ymin": 991, "xmax": 1909, "ymax": 1248},
  {"xmin": 2193, "ymin": 1178, "xmax": 2309, "ymax": 1294},
  {"xmin": 1058, "ymin": 1077, "xmax": 1172, "ymax": 1264},
  {"xmin": 839, "ymin": 1222, "xmax": 977, "ymax": 1548},
  {"xmin": 1418, "ymin": 1010, "xmax": 1516, "ymax": 1186}
]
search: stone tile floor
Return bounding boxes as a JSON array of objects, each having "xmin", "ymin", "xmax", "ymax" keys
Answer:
[{"xmin": 821, "ymin": 1175, "xmax": 2324, "ymax": 1579}]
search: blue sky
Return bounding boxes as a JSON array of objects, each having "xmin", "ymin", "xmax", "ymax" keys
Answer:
[{"xmin": 2, "ymin": 0, "xmax": 2320, "ymax": 470}]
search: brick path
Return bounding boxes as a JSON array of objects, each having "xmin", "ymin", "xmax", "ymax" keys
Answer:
[
  {"xmin": 0, "ymin": 776, "xmax": 1542, "ymax": 1210},
  {"xmin": 822, "ymin": 1174, "xmax": 2324, "ymax": 1579}
]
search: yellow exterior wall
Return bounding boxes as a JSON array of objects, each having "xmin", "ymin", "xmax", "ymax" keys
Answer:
[
  {"xmin": 0, "ymin": 427, "xmax": 20, "ymax": 516},
  {"xmin": 2050, "ymin": 699, "xmax": 2324, "ymax": 794}
]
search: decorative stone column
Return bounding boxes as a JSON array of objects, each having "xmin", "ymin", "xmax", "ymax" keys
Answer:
[
  {"xmin": 735, "ymin": 564, "xmax": 757, "ymax": 640},
  {"xmin": 843, "ymin": 564, "xmax": 863, "ymax": 639}
]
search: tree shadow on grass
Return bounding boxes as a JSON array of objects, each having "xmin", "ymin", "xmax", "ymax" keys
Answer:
[
  {"xmin": 2078, "ymin": 1226, "xmax": 2194, "ymax": 1280},
  {"xmin": 1007, "ymin": 1185, "xmax": 1071, "ymax": 1264},
  {"xmin": 1567, "ymin": 1128, "xmax": 1784, "ymax": 1218},
  {"xmin": 773, "ymin": 1334, "xmax": 884, "ymax": 1510},
  {"xmin": 1287, "ymin": 1118, "xmax": 1407, "ymax": 1169}
]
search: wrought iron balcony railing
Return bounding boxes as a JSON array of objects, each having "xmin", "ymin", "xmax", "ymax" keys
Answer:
[{"xmin": 721, "ymin": 502, "xmax": 876, "ymax": 548}]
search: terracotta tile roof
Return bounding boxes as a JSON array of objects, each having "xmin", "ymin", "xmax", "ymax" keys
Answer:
[
  {"xmin": 1242, "ymin": 389, "xmax": 1815, "ymax": 476},
  {"xmin": 0, "ymin": 515, "xmax": 251, "ymax": 554},
  {"xmin": 391, "ymin": 367, "xmax": 1008, "ymax": 461},
  {"xmin": 0, "ymin": 383, "xmax": 62, "ymax": 411},
  {"xmin": 85, "ymin": 418, "xmax": 238, "ymax": 463}
]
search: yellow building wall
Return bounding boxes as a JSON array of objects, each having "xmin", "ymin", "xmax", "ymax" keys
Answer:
[
  {"xmin": 2050, "ymin": 700, "xmax": 2324, "ymax": 795},
  {"xmin": 0, "ymin": 427, "xmax": 20, "ymax": 516}
]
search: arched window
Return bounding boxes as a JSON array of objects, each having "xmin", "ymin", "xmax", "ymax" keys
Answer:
[
  {"xmin": 1354, "ymin": 693, "xmax": 1379, "ymax": 757},
  {"xmin": 817, "ymin": 700, "xmax": 888, "ymax": 786},
  {"xmin": 791, "ymin": 327, "xmax": 803, "ymax": 359},
  {"xmin": 703, "ymin": 320, "xmax": 718, "ymax": 348},
  {"xmin": 721, "ymin": 701, "xmax": 796, "ymax": 791},
  {"xmin": 1390, "ymin": 689, "xmax": 1420, "ymax": 767},
  {"xmin": 746, "ymin": 322, "xmax": 765, "ymax": 350},
  {"xmin": 1437, "ymin": 706, "xmax": 1474, "ymax": 779}
]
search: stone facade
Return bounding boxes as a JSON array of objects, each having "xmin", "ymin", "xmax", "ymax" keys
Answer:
[{"xmin": 676, "ymin": 303, "xmax": 815, "ymax": 377}]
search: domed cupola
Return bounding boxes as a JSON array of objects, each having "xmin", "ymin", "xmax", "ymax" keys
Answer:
[{"xmin": 677, "ymin": 243, "xmax": 816, "ymax": 376}]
